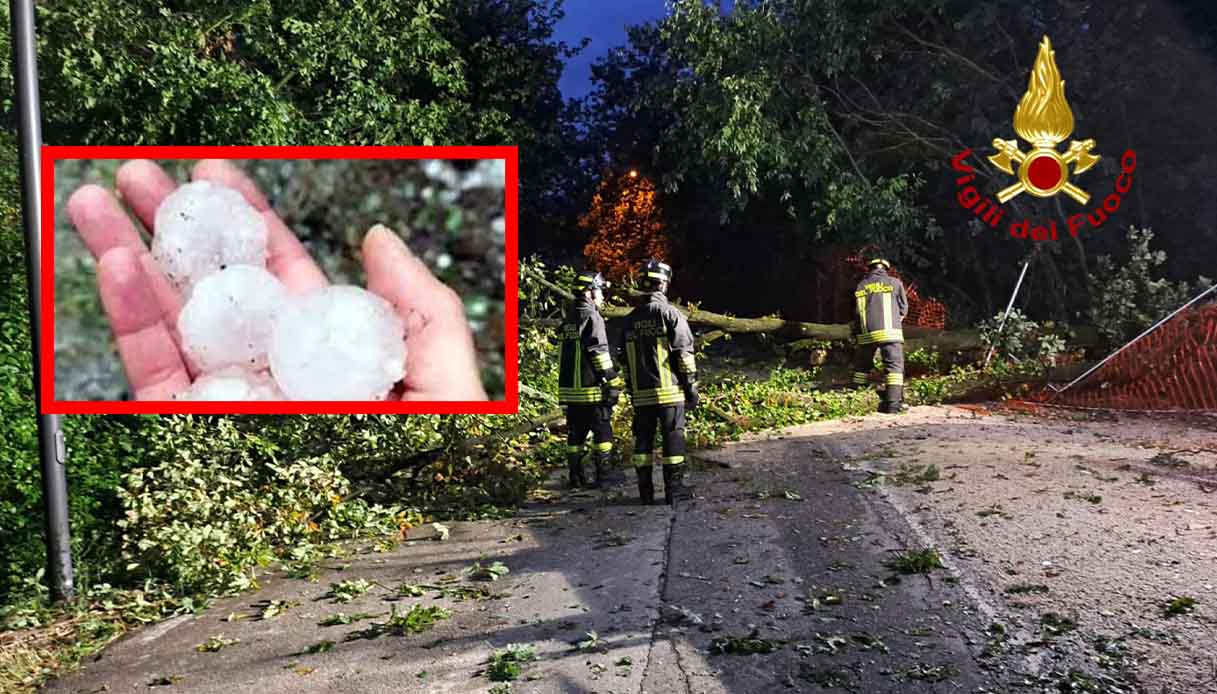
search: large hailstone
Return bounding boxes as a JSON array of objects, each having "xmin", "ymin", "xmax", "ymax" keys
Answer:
[
  {"xmin": 151, "ymin": 181, "xmax": 269, "ymax": 296},
  {"xmin": 174, "ymin": 367, "xmax": 285, "ymax": 401},
  {"xmin": 268, "ymin": 286, "xmax": 406, "ymax": 400},
  {"xmin": 177, "ymin": 265, "xmax": 289, "ymax": 372}
]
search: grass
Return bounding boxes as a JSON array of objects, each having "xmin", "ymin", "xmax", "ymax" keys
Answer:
[
  {"xmin": 888, "ymin": 548, "xmax": 944, "ymax": 574},
  {"xmin": 0, "ymin": 582, "xmax": 194, "ymax": 694}
]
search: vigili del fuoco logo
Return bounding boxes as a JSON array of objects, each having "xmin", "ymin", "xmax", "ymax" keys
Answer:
[{"xmin": 950, "ymin": 36, "xmax": 1137, "ymax": 241}]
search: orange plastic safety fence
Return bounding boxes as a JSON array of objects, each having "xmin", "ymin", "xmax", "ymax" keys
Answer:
[{"xmin": 1034, "ymin": 304, "xmax": 1217, "ymax": 411}]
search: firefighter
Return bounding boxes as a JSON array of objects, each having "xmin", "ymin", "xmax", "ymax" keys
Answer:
[
  {"xmin": 619, "ymin": 259, "xmax": 699, "ymax": 505},
  {"xmin": 557, "ymin": 271, "xmax": 624, "ymax": 488},
  {"xmin": 850, "ymin": 258, "xmax": 908, "ymax": 413}
]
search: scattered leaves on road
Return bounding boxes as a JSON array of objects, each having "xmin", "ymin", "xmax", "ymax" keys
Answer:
[
  {"xmin": 465, "ymin": 560, "xmax": 511, "ymax": 581},
  {"xmin": 306, "ymin": 640, "xmax": 335, "ymax": 654},
  {"xmin": 327, "ymin": 578, "xmax": 375, "ymax": 603},
  {"xmin": 487, "ymin": 644, "xmax": 538, "ymax": 681},
  {"xmin": 1164, "ymin": 596, "xmax": 1196, "ymax": 617},
  {"xmin": 709, "ymin": 630, "xmax": 784, "ymax": 655},
  {"xmin": 887, "ymin": 548, "xmax": 943, "ymax": 574},
  {"xmin": 1005, "ymin": 583, "xmax": 1050, "ymax": 595},
  {"xmin": 194, "ymin": 635, "xmax": 239, "ymax": 652},
  {"xmin": 258, "ymin": 600, "xmax": 299, "ymax": 620},
  {"xmin": 318, "ymin": 612, "xmax": 376, "ymax": 626}
]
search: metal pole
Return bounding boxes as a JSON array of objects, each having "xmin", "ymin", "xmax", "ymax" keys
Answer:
[
  {"xmin": 1050, "ymin": 282, "xmax": 1217, "ymax": 397},
  {"xmin": 983, "ymin": 260, "xmax": 1031, "ymax": 368},
  {"xmin": 11, "ymin": 0, "xmax": 74, "ymax": 601}
]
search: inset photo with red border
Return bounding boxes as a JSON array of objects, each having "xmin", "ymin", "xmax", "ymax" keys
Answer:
[{"xmin": 43, "ymin": 146, "xmax": 518, "ymax": 415}]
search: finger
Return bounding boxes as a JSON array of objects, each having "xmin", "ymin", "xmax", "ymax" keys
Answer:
[
  {"xmin": 67, "ymin": 183, "xmax": 147, "ymax": 261},
  {"xmin": 115, "ymin": 159, "xmax": 178, "ymax": 233},
  {"xmin": 96, "ymin": 246, "xmax": 191, "ymax": 401},
  {"xmin": 399, "ymin": 321, "xmax": 487, "ymax": 402},
  {"xmin": 362, "ymin": 224, "xmax": 462, "ymax": 318},
  {"xmin": 190, "ymin": 159, "xmax": 329, "ymax": 293},
  {"xmin": 67, "ymin": 183, "xmax": 188, "ymax": 366},
  {"xmin": 362, "ymin": 225, "xmax": 487, "ymax": 401}
]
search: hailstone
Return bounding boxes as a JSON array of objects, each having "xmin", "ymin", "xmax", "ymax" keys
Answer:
[
  {"xmin": 151, "ymin": 180, "xmax": 268, "ymax": 296},
  {"xmin": 174, "ymin": 366, "xmax": 285, "ymax": 401},
  {"xmin": 268, "ymin": 285, "xmax": 406, "ymax": 401},
  {"xmin": 177, "ymin": 265, "xmax": 289, "ymax": 372}
]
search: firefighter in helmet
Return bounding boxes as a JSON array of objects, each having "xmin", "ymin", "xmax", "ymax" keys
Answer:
[
  {"xmin": 557, "ymin": 271, "xmax": 624, "ymax": 488},
  {"xmin": 850, "ymin": 258, "xmax": 908, "ymax": 413},
  {"xmin": 619, "ymin": 259, "xmax": 698, "ymax": 505}
]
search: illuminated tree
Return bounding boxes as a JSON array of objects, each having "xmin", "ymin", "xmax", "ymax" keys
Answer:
[{"xmin": 579, "ymin": 170, "xmax": 670, "ymax": 281}]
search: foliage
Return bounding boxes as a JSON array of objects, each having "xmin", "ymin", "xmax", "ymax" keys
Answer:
[
  {"xmin": 1163, "ymin": 596, "xmax": 1196, "ymax": 618},
  {"xmin": 486, "ymin": 643, "xmax": 537, "ymax": 682},
  {"xmin": 888, "ymin": 549, "xmax": 943, "ymax": 574},
  {"xmin": 327, "ymin": 579, "xmax": 375, "ymax": 604},
  {"xmin": 580, "ymin": 171, "xmax": 671, "ymax": 280},
  {"xmin": 1088, "ymin": 227, "xmax": 1212, "ymax": 345},
  {"xmin": 463, "ymin": 560, "xmax": 510, "ymax": 582},
  {"xmin": 0, "ymin": 577, "xmax": 198, "ymax": 692},
  {"xmin": 687, "ymin": 367, "xmax": 876, "ymax": 448},
  {"xmin": 977, "ymin": 310, "xmax": 1067, "ymax": 368},
  {"xmin": 384, "ymin": 604, "xmax": 451, "ymax": 635},
  {"xmin": 904, "ymin": 348, "xmax": 942, "ymax": 375},
  {"xmin": 709, "ymin": 631, "xmax": 784, "ymax": 655}
]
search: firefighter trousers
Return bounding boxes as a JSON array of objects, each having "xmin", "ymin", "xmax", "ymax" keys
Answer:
[
  {"xmin": 851, "ymin": 341, "xmax": 904, "ymax": 389},
  {"xmin": 631, "ymin": 404, "xmax": 686, "ymax": 467},
  {"xmin": 566, "ymin": 404, "xmax": 614, "ymax": 457}
]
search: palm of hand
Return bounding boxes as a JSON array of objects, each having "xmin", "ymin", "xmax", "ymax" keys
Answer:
[{"xmin": 67, "ymin": 159, "xmax": 487, "ymax": 402}]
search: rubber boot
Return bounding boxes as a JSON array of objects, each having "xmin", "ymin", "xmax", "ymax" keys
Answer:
[
  {"xmin": 663, "ymin": 465, "xmax": 692, "ymax": 505},
  {"xmin": 884, "ymin": 385, "xmax": 905, "ymax": 414},
  {"xmin": 636, "ymin": 466, "xmax": 655, "ymax": 505},
  {"xmin": 592, "ymin": 451, "xmax": 611, "ymax": 489},
  {"xmin": 567, "ymin": 453, "xmax": 587, "ymax": 488}
]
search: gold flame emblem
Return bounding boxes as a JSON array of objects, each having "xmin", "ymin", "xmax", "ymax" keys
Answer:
[{"xmin": 988, "ymin": 36, "xmax": 1099, "ymax": 204}]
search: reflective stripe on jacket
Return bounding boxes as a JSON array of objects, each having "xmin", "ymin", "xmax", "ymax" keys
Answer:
[
  {"xmin": 557, "ymin": 297, "xmax": 616, "ymax": 404},
  {"xmin": 620, "ymin": 292, "xmax": 696, "ymax": 406},
  {"xmin": 853, "ymin": 269, "xmax": 908, "ymax": 345}
]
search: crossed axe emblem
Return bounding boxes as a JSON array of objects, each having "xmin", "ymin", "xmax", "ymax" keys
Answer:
[{"xmin": 988, "ymin": 138, "xmax": 1100, "ymax": 205}]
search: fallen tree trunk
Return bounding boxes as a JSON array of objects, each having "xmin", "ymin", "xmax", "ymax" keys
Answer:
[
  {"xmin": 523, "ymin": 312, "xmax": 1100, "ymax": 352},
  {"xmin": 523, "ymin": 283, "xmax": 1100, "ymax": 350}
]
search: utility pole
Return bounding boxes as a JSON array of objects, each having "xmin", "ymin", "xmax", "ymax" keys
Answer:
[{"xmin": 11, "ymin": 0, "xmax": 74, "ymax": 601}]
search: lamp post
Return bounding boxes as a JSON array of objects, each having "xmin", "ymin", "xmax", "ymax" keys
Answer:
[{"xmin": 11, "ymin": 0, "xmax": 75, "ymax": 601}]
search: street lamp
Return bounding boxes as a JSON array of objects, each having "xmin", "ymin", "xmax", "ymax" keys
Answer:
[{"xmin": 11, "ymin": 0, "xmax": 75, "ymax": 601}]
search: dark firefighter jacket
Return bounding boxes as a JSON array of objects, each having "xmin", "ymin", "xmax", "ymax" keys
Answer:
[
  {"xmin": 853, "ymin": 268, "xmax": 908, "ymax": 345},
  {"xmin": 619, "ymin": 292, "xmax": 696, "ymax": 406},
  {"xmin": 557, "ymin": 296, "xmax": 617, "ymax": 404}
]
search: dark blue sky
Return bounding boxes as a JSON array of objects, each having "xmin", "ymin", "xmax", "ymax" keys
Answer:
[{"xmin": 554, "ymin": 0, "xmax": 669, "ymax": 99}]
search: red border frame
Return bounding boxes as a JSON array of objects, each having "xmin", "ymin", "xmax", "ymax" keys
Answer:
[{"xmin": 41, "ymin": 145, "xmax": 519, "ymax": 415}]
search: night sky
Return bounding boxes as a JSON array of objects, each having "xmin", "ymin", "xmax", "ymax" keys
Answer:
[{"xmin": 554, "ymin": 0, "xmax": 669, "ymax": 99}]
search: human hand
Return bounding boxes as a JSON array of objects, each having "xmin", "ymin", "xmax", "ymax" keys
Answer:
[
  {"xmin": 601, "ymin": 384, "xmax": 621, "ymax": 408},
  {"xmin": 66, "ymin": 159, "xmax": 488, "ymax": 402},
  {"xmin": 683, "ymin": 381, "xmax": 700, "ymax": 411}
]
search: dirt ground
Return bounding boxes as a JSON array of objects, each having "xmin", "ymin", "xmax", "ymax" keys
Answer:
[{"xmin": 41, "ymin": 405, "xmax": 1217, "ymax": 694}]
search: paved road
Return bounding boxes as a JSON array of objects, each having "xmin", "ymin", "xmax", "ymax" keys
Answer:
[{"xmin": 51, "ymin": 405, "xmax": 1199, "ymax": 693}]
